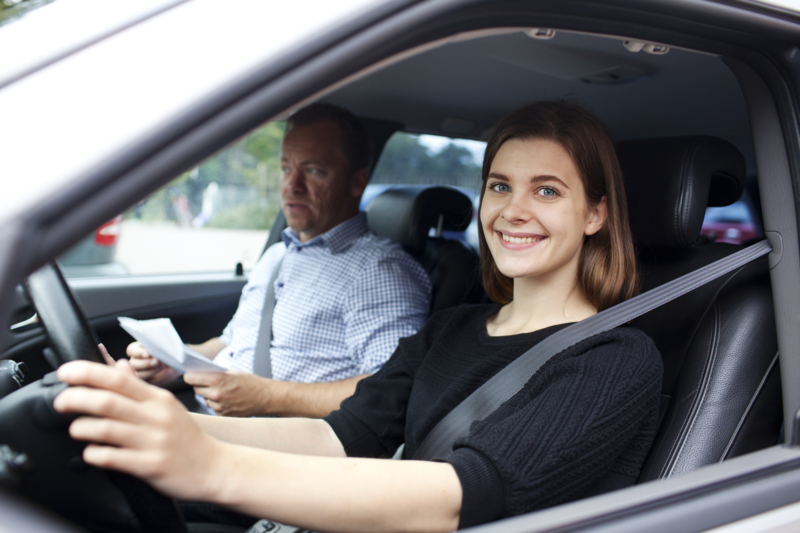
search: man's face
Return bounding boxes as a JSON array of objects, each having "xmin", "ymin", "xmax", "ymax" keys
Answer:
[{"xmin": 280, "ymin": 120, "xmax": 367, "ymax": 242}]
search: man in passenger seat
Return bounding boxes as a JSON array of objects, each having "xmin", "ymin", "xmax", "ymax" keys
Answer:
[{"xmin": 127, "ymin": 104, "xmax": 432, "ymax": 418}]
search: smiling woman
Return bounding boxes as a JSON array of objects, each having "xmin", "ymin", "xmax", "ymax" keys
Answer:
[
  {"xmin": 481, "ymin": 138, "xmax": 608, "ymax": 329},
  {"xmin": 52, "ymin": 100, "xmax": 662, "ymax": 533},
  {"xmin": 478, "ymin": 101, "xmax": 638, "ymax": 314}
]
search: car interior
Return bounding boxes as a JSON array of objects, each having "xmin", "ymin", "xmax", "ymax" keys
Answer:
[{"xmin": 0, "ymin": 10, "xmax": 792, "ymax": 533}]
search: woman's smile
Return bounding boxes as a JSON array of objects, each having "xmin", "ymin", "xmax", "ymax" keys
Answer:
[{"xmin": 496, "ymin": 230, "xmax": 548, "ymax": 249}]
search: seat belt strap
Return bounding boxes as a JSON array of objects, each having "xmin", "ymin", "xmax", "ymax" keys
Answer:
[
  {"xmin": 253, "ymin": 254, "xmax": 285, "ymax": 379},
  {"xmin": 414, "ymin": 239, "xmax": 773, "ymax": 460}
]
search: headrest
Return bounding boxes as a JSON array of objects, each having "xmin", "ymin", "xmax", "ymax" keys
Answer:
[
  {"xmin": 617, "ymin": 136, "xmax": 746, "ymax": 249},
  {"xmin": 365, "ymin": 186, "xmax": 474, "ymax": 256}
]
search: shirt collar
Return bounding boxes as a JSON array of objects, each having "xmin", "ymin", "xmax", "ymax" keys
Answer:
[{"xmin": 281, "ymin": 212, "xmax": 369, "ymax": 253}]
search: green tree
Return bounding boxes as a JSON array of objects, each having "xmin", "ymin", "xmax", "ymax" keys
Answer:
[{"xmin": 127, "ymin": 122, "xmax": 286, "ymax": 229}]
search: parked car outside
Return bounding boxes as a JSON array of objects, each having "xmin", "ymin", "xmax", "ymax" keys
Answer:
[
  {"xmin": 700, "ymin": 200, "xmax": 760, "ymax": 245},
  {"xmin": 58, "ymin": 215, "xmax": 128, "ymax": 277}
]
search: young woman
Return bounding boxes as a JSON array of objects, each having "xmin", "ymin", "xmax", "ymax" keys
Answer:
[{"xmin": 54, "ymin": 101, "xmax": 663, "ymax": 532}]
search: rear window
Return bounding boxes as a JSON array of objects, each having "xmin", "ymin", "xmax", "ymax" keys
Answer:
[
  {"xmin": 368, "ymin": 132, "xmax": 485, "ymax": 250},
  {"xmin": 701, "ymin": 199, "xmax": 762, "ymax": 245},
  {"xmin": 370, "ymin": 132, "xmax": 485, "ymax": 189}
]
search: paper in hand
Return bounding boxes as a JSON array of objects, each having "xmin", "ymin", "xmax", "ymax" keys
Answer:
[{"xmin": 118, "ymin": 317, "xmax": 226, "ymax": 374}]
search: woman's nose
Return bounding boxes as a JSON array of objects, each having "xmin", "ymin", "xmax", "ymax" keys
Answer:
[{"xmin": 500, "ymin": 193, "xmax": 531, "ymax": 223}]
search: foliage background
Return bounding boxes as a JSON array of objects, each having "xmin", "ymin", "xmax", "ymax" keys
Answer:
[
  {"xmin": 132, "ymin": 124, "xmax": 483, "ymax": 231},
  {"xmin": 0, "ymin": 0, "xmax": 56, "ymax": 26}
]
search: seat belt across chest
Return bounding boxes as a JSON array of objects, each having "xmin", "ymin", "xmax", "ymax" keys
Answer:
[
  {"xmin": 253, "ymin": 253, "xmax": 285, "ymax": 379},
  {"xmin": 414, "ymin": 239, "xmax": 773, "ymax": 460}
]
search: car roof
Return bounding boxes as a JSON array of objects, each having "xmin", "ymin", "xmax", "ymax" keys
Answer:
[{"xmin": 323, "ymin": 29, "xmax": 754, "ymax": 174}]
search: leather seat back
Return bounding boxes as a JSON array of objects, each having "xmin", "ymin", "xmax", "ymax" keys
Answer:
[
  {"xmin": 365, "ymin": 186, "xmax": 484, "ymax": 312},
  {"xmin": 616, "ymin": 136, "xmax": 782, "ymax": 481}
]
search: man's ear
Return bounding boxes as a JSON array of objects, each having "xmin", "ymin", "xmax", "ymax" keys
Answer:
[
  {"xmin": 350, "ymin": 168, "xmax": 369, "ymax": 197},
  {"xmin": 585, "ymin": 196, "xmax": 608, "ymax": 236}
]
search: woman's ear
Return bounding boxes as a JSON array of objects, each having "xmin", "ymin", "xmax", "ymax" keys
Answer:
[{"xmin": 585, "ymin": 196, "xmax": 608, "ymax": 236}]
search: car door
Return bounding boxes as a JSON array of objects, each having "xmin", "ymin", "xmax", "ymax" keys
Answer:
[
  {"xmin": 4, "ymin": 0, "xmax": 800, "ymax": 531},
  {"xmin": 4, "ymin": 107, "xmax": 298, "ymax": 374}
]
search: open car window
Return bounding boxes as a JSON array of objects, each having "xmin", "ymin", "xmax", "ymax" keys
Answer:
[{"xmin": 58, "ymin": 122, "xmax": 286, "ymax": 277}]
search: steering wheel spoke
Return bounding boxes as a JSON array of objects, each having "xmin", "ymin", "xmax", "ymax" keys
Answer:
[{"xmin": 24, "ymin": 262, "xmax": 104, "ymax": 366}]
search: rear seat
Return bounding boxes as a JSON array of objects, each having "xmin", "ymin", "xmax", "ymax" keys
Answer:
[{"xmin": 365, "ymin": 185, "xmax": 484, "ymax": 313}]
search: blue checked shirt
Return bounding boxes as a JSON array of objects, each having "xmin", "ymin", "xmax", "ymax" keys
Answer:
[{"xmin": 213, "ymin": 213, "xmax": 432, "ymax": 383}]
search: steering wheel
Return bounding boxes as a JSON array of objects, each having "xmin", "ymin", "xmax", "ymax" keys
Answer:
[
  {"xmin": 0, "ymin": 262, "xmax": 189, "ymax": 533},
  {"xmin": 24, "ymin": 262, "xmax": 104, "ymax": 367}
]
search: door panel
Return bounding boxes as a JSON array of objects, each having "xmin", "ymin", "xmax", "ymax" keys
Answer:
[{"xmin": 2, "ymin": 273, "xmax": 246, "ymax": 382}]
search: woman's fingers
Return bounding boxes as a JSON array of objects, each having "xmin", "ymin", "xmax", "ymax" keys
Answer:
[
  {"xmin": 69, "ymin": 415, "xmax": 158, "ymax": 449},
  {"xmin": 57, "ymin": 360, "xmax": 156, "ymax": 402},
  {"xmin": 113, "ymin": 358, "xmax": 138, "ymax": 377},
  {"xmin": 98, "ymin": 343, "xmax": 114, "ymax": 365},
  {"xmin": 54, "ymin": 385, "xmax": 164, "ymax": 426},
  {"xmin": 81, "ymin": 443, "xmax": 168, "ymax": 480},
  {"xmin": 51, "ymin": 360, "xmax": 222, "ymax": 503}
]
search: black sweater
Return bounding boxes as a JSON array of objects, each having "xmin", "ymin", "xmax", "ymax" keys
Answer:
[{"xmin": 324, "ymin": 304, "xmax": 663, "ymax": 528}]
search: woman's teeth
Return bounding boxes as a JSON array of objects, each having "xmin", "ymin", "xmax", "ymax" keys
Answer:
[{"xmin": 501, "ymin": 233, "xmax": 542, "ymax": 244}]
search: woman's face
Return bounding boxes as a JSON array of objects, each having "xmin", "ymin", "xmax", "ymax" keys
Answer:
[{"xmin": 480, "ymin": 137, "xmax": 607, "ymax": 284}]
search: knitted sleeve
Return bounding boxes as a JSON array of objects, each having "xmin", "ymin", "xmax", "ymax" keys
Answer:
[
  {"xmin": 448, "ymin": 328, "xmax": 662, "ymax": 527},
  {"xmin": 324, "ymin": 308, "xmax": 456, "ymax": 458}
]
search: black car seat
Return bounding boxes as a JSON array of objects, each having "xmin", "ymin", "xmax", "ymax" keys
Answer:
[
  {"xmin": 365, "ymin": 186, "xmax": 485, "ymax": 313},
  {"xmin": 616, "ymin": 136, "xmax": 783, "ymax": 481}
]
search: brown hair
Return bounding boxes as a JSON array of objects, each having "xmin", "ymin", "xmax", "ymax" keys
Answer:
[
  {"xmin": 479, "ymin": 100, "xmax": 638, "ymax": 311},
  {"xmin": 286, "ymin": 103, "xmax": 372, "ymax": 173}
]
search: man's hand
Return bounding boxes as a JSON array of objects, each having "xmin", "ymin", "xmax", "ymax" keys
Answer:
[
  {"xmin": 126, "ymin": 341, "xmax": 180, "ymax": 384},
  {"xmin": 185, "ymin": 370, "xmax": 269, "ymax": 417},
  {"xmin": 185, "ymin": 371, "xmax": 369, "ymax": 418}
]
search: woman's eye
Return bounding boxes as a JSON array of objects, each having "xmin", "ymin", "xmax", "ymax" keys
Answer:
[
  {"xmin": 537, "ymin": 186, "xmax": 559, "ymax": 198},
  {"xmin": 489, "ymin": 182, "xmax": 509, "ymax": 192}
]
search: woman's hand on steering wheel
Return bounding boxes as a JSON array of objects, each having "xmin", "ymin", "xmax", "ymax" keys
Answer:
[{"xmin": 52, "ymin": 359, "xmax": 224, "ymax": 503}]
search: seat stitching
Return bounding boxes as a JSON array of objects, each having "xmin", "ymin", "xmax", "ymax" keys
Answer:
[
  {"xmin": 662, "ymin": 300, "xmax": 721, "ymax": 478},
  {"xmin": 673, "ymin": 141, "xmax": 695, "ymax": 247},
  {"xmin": 719, "ymin": 351, "xmax": 780, "ymax": 461},
  {"xmin": 675, "ymin": 138, "xmax": 710, "ymax": 247},
  {"xmin": 656, "ymin": 257, "xmax": 766, "ymax": 479}
]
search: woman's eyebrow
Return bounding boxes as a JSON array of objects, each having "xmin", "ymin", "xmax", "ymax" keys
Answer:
[
  {"xmin": 487, "ymin": 172, "xmax": 508, "ymax": 181},
  {"xmin": 532, "ymin": 175, "xmax": 570, "ymax": 189}
]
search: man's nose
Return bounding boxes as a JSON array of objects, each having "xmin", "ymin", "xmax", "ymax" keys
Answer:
[{"xmin": 284, "ymin": 168, "xmax": 306, "ymax": 192}]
